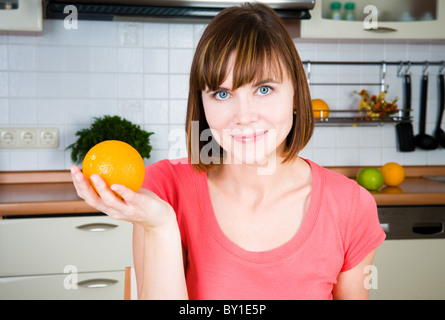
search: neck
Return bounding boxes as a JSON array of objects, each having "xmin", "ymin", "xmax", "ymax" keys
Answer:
[{"xmin": 208, "ymin": 156, "xmax": 310, "ymax": 201}]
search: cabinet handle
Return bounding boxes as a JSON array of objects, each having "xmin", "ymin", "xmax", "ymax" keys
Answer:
[
  {"xmin": 364, "ymin": 26, "xmax": 397, "ymax": 33},
  {"xmin": 76, "ymin": 223, "xmax": 118, "ymax": 232},
  {"xmin": 412, "ymin": 222, "xmax": 444, "ymax": 236},
  {"xmin": 77, "ymin": 279, "xmax": 118, "ymax": 289}
]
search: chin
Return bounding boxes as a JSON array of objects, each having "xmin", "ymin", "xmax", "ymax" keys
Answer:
[{"xmin": 225, "ymin": 146, "xmax": 278, "ymax": 166}]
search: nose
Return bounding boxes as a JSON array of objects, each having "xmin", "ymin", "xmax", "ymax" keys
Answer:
[{"xmin": 234, "ymin": 95, "xmax": 259, "ymax": 125}]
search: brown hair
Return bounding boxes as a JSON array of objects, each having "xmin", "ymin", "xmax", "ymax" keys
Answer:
[{"xmin": 186, "ymin": 2, "xmax": 313, "ymax": 172}]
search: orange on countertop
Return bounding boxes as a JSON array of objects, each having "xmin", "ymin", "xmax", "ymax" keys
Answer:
[
  {"xmin": 82, "ymin": 140, "xmax": 145, "ymax": 198},
  {"xmin": 381, "ymin": 162, "xmax": 405, "ymax": 187}
]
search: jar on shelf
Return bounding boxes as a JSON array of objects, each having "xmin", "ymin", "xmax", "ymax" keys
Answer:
[
  {"xmin": 344, "ymin": 2, "xmax": 356, "ymax": 21},
  {"xmin": 330, "ymin": 2, "xmax": 342, "ymax": 20}
]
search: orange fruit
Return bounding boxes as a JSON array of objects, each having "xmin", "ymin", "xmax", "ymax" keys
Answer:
[
  {"xmin": 357, "ymin": 167, "xmax": 384, "ymax": 191},
  {"xmin": 381, "ymin": 162, "xmax": 405, "ymax": 187},
  {"xmin": 312, "ymin": 99, "xmax": 330, "ymax": 118},
  {"xmin": 82, "ymin": 140, "xmax": 145, "ymax": 198}
]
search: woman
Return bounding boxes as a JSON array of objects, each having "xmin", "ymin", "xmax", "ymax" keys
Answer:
[{"xmin": 71, "ymin": 3, "xmax": 385, "ymax": 300}]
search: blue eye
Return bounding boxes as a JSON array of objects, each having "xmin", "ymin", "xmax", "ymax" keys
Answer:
[
  {"xmin": 215, "ymin": 91, "xmax": 229, "ymax": 100},
  {"xmin": 258, "ymin": 86, "xmax": 270, "ymax": 95}
]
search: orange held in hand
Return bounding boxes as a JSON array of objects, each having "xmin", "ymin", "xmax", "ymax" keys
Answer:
[
  {"xmin": 381, "ymin": 162, "xmax": 405, "ymax": 187},
  {"xmin": 82, "ymin": 140, "xmax": 145, "ymax": 198}
]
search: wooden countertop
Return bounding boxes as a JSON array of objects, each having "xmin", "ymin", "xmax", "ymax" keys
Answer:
[
  {"xmin": 1, "ymin": 165, "xmax": 445, "ymax": 217},
  {"xmin": 0, "ymin": 171, "xmax": 99, "ymax": 217}
]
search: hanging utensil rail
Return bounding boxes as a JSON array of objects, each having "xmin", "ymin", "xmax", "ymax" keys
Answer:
[
  {"xmin": 303, "ymin": 60, "xmax": 444, "ymax": 93},
  {"xmin": 302, "ymin": 60, "xmax": 445, "ymax": 126}
]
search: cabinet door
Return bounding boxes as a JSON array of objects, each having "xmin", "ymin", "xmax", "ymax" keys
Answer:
[
  {"xmin": 0, "ymin": 270, "xmax": 125, "ymax": 300},
  {"xmin": 0, "ymin": 0, "xmax": 43, "ymax": 32},
  {"xmin": 0, "ymin": 216, "xmax": 133, "ymax": 277},
  {"xmin": 301, "ymin": 0, "xmax": 445, "ymax": 39},
  {"xmin": 370, "ymin": 239, "xmax": 445, "ymax": 300}
]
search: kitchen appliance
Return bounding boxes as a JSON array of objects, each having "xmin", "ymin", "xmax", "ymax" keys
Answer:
[
  {"xmin": 396, "ymin": 72, "xmax": 415, "ymax": 152},
  {"xmin": 434, "ymin": 73, "xmax": 445, "ymax": 147},
  {"xmin": 414, "ymin": 73, "xmax": 438, "ymax": 150},
  {"xmin": 370, "ymin": 205, "xmax": 445, "ymax": 300},
  {"xmin": 44, "ymin": 0, "xmax": 315, "ymax": 21},
  {"xmin": 0, "ymin": 0, "xmax": 42, "ymax": 31}
]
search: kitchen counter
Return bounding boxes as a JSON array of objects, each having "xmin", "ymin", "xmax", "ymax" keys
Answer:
[
  {"xmin": 0, "ymin": 171, "xmax": 99, "ymax": 217},
  {"xmin": 329, "ymin": 165, "xmax": 445, "ymax": 206},
  {"xmin": 1, "ymin": 165, "xmax": 445, "ymax": 217}
]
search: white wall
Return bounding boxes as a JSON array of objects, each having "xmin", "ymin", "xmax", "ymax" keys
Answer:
[{"xmin": 0, "ymin": 19, "xmax": 444, "ymax": 171}]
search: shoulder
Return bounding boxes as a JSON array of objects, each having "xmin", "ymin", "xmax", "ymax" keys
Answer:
[
  {"xmin": 307, "ymin": 160, "xmax": 383, "ymax": 257},
  {"xmin": 307, "ymin": 159, "xmax": 374, "ymax": 212},
  {"xmin": 142, "ymin": 157, "xmax": 202, "ymax": 207},
  {"xmin": 307, "ymin": 159, "xmax": 358, "ymax": 193},
  {"xmin": 143, "ymin": 157, "xmax": 201, "ymax": 190},
  {"xmin": 145, "ymin": 157, "xmax": 196, "ymax": 177}
]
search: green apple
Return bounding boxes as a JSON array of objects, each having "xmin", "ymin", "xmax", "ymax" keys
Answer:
[{"xmin": 357, "ymin": 167, "xmax": 384, "ymax": 191}]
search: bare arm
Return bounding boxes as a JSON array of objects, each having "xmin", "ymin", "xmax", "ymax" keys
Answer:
[
  {"xmin": 71, "ymin": 165, "xmax": 188, "ymax": 300},
  {"xmin": 332, "ymin": 249, "xmax": 377, "ymax": 300},
  {"xmin": 133, "ymin": 222, "xmax": 188, "ymax": 299}
]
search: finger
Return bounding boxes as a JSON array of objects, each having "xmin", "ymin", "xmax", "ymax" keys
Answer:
[
  {"xmin": 71, "ymin": 170, "xmax": 114, "ymax": 216},
  {"xmin": 89, "ymin": 174, "xmax": 128, "ymax": 215},
  {"xmin": 71, "ymin": 167, "xmax": 134, "ymax": 221},
  {"xmin": 70, "ymin": 165, "xmax": 99, "ymax": 201},
  {"xmin": 110, "ymin": 184, "xmax": 137, "ymax": 202}
]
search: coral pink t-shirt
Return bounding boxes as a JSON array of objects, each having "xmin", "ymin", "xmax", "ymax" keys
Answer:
[{"xmin": 142, "ymin": 158, "xmax": 386, "ymax": 300}]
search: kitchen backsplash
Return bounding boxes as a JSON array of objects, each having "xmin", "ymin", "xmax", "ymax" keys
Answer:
[{"xmin": 0, "ymin": 19, "xmax": 444, "ymax": 171}]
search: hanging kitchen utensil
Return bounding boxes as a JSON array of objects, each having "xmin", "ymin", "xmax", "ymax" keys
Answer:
[
  {"xmin": 434, "ymin": 73, "xmax": 445, "ymax": 148},
  {"xmin": 414, "ymin": 72, "xmax": 438, "ymax": 150},
  {"xmin": 396, "ymin": 72, "xmax": 415, "ymax": 151}
]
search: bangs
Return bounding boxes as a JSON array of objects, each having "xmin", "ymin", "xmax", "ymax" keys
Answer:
[
  {"xmin": 196, "ymin": 15, "xmax": 290, "ymax": 92},
  {"xmin": 187, "ymin": 3, "xmax": 314, "ymax": 172}
]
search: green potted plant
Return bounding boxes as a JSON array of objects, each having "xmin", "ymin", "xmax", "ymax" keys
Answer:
[{"xmin": 67, "ymin": 115, "xmax": 154, "ymax": 165}]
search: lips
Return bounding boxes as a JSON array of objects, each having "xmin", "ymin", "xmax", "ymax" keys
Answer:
[{"xmin": 231, "ymin": 129, "xmax": 268, "ymax": 144}]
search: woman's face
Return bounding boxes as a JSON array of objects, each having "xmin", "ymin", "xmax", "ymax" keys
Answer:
[{"xmin": 201, "ymin": 54, "xmax": 295, "ymax": 165}]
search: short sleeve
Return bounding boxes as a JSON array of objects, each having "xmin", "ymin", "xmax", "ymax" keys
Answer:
[
  {"xmin": 341, "ymin": 185, "xmax": 386, "ymax": 272},
  {"xmin": 140, "ymin": 158, "xmax": 193, "ymax": 249},
  {"xmin": 141, "ymin": 160, "xmax": 175, "ymax": 206}
]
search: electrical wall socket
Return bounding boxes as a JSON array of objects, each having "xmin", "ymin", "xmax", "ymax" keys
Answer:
[{"xmin": 0, "ymin": 128, "xmax": 59, "ymax": 149}]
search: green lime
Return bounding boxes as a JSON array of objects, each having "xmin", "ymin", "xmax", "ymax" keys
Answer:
[{"xmin": 357, "ymin": 167, "xmax": 384, "ymax": 191}]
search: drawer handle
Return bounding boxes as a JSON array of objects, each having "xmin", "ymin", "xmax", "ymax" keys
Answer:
[
  {"xmin": 364, "ymin": 26, "xmax": 397, "ymax": 33},
  {"xmin": 412, "ymin": 222, "xmax": 444, "ymax": 236},
  {"xmin": 77, "ymin": 279, "xmax": 118, "ymax": 289},
  {"xmin": 76, "ymin": 223, "xmax": 118, "ymax": 232}
]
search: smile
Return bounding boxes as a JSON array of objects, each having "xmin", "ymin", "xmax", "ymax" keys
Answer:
[{"xmin": 231, "ymin": 130, "xmax": 268, "ymax": 144}]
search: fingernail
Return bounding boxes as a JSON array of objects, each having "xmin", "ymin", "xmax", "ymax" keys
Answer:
[{"xmin": 90, "ymin": 175, "xmax": 99, "ymax": 185}]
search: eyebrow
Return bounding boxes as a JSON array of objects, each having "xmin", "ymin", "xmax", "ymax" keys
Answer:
[
  {"xmin": 204, "ymin": 79, "xmax": 281, "ymax": 93},
  {"xmin": 205, "ymin": 86, "xmax": 231, "ymax": 94},
  {"xmin": 252, "ymin": 79, "xmax": 281, "ymax": 87}
]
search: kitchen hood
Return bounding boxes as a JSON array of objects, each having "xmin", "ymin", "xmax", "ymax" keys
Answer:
[{"xmin": 44, "ymin": 0, "xmax": 315, "ymax": 21}]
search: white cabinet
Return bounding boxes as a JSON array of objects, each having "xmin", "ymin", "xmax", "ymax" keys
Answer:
[
  {"xmin": 0, "ymin": 0, "xmax": 43, "ymax": 32},
  {"xmin": 370, "ymin": 239, "xmax": 445, "ymax": 300},
  {"xmin": 301, "ymin": 0, "xmax": 445, "ymax": 39},
  {"xmin": 0, "ymin": 271, "xmax": 125, "ymax": 300},
  {"xmin": 0, "ymin": 215, "xmax": 133, "ymax": 300}
]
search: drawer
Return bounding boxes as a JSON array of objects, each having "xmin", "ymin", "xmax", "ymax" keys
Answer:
[
  {"xmin": 0, "ymin": 216, "xmax": 133, "ymax": 276},
  {"xmin": 0, "ymin": 270, "xmax": 125, "ymax": 300}
]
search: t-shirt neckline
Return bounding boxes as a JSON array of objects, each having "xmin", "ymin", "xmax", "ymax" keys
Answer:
[{"xmin": 196, "ymin": 158, "xmax": 323, "ymax": 264}]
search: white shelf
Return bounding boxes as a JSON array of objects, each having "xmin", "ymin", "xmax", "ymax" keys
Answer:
[{"xmin": 301, "ymin": 0, "xmax": 445, "ymax": 39}]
